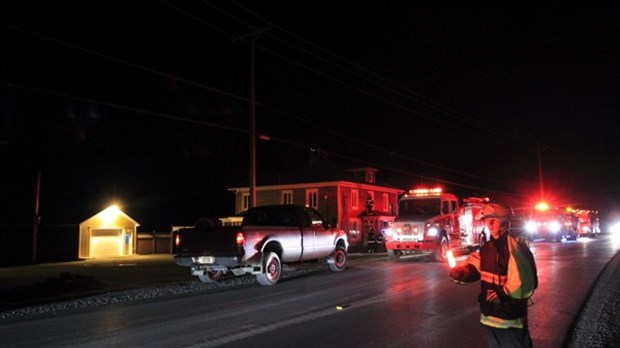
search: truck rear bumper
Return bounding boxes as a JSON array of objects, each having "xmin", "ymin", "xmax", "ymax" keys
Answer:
[
  {"xmin": 174, "ymin": 255, "xmax": 241, "ymax": 268},
  {"xmin": 175, "ymin": 254, "xmax": 264, "ymax": 276}
]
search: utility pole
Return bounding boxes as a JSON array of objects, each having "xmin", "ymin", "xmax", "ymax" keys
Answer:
[
  {"xmin": 233, "ymin": 26, "xmax": 270, "ymax": 209},
  {"xmin": 33, "ymin": 170, "xmax": 41, "ymax": 263},
  {"xmin": 248, "ymin": 32, "xmax": 258, "ymax": 208}
]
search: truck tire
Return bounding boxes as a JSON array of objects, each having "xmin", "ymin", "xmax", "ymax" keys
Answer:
[
  {"xmin": 387, "ymin": 249, "xmax": 401, "ymax": 260},
  {"xmin": 433, "ymin": 236, "xmax": 448, "ymax": 262},
  {"xmin": 256, "ymin": 252, "xmax": 281, "ymax": 286},
  {"xmin": 328, "ymin": 245, "xmax": 348, "ymax": 272},
  {"xmin": 198, "ymin": 270, "xmax": 222, "ymax": 283}
]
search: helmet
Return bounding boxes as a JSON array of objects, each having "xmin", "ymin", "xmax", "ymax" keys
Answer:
[{"xmin": 475, "ymin": 203, "xmax": 513, "ymax": 221}]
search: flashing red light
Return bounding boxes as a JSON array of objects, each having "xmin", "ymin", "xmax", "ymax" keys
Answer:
[
  {"xmin": 463, "ymin": 196, "xmax": 489, "ymax": 204},
  {"xmin": 535, "ymin": 202, "xmax": 550, "ymax": 211},
  {"xmin": 174, "ymin": 234, "xmax": 181, "ymax": 247},
  {"xmin": 409, "ymin": 187, "xmax": 442, "ymax": 196},
  {"xmin": 236, "ymin": 232, "xmax": 245, "ymax": 247}
]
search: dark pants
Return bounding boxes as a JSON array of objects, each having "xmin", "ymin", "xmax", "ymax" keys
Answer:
[{"xmin": 486, "ymin": 326, "xmax": 533, "ymax": 348}]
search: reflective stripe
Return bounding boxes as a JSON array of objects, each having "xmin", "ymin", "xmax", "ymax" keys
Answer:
[
  {"xmin": 480, "ymin": 271, "xmax": 507, "ymax": 285},
  {"xmin": 504, "ymin": 236, "xmax": 537, "ymax": 299},
  {"xmin": 480, "ymin": 314, "xmax": 525, "ymax": 329}
]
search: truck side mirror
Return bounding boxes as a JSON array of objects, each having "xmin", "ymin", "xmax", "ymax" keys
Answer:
[{"xmin": 324, "ymin": 218, "xmax": 337, "ymax": 229}]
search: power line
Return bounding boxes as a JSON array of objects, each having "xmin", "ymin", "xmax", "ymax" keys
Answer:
[
  {"xmin": 226, "ymin": 0, "xmax": 538, "ymax": 150},
  {"xmin": 0, "ymin": 11, "xmax": 528, "ymax": 195},
  {"xmin": 3, "ymin": 79, "xmax": 526, "ymax": 196}
]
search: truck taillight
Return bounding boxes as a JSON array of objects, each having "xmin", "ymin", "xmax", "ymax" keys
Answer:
[
  {"xmin": 236, "ymin": 232, "xmax": 245, "ymax": 247},
  {"xmin": 175, "ymin": 234, "xmax": 181, "ymax": 247}
]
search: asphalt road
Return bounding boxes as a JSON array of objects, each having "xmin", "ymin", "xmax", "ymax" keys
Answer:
[{"xmin": 0, "ymin": 236, "xmax": 619, "ymax": 347}]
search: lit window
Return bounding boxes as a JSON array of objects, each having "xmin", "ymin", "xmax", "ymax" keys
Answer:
[
  {"xmin": 382, "ymin": 193, "xmax": 389, "ymax": 212},
  {"xmin": 351, "ymin": 190, "xmax": 359, "ymax": 210}
]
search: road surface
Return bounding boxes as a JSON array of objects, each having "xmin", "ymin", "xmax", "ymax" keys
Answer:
[{"xmin": 0, "ymin": 237, "xmax": 617, "ymax": 347}]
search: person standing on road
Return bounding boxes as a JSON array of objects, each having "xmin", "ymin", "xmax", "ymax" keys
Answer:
[{"xmin": 449, "ymin": 203, "xmax": 538, "ymax": 347}]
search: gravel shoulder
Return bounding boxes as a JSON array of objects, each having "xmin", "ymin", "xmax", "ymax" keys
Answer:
[
  {"xmin": 563, "ymin": 250, "xmax": 620, "ymax": 348},
  {"xmin": 0, "ymin": 253, "xmax": 385, "ymax": 319}
]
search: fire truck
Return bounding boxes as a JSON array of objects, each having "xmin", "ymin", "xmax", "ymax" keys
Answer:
[
  {"xmin": 566, "ymin": 208, "xmax": 600, "ymax": 237},
  {"xmin": 523, "ymin": 202, "xmax": 567, "ymax": 242},
  {"xmin": 384, "ymin": 187, "xmax": 489, "ymax": 261}
]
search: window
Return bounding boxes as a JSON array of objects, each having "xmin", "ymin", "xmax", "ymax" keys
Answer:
[
  {"xmin": 241, "ymin": 193, "xmax": 249, "ymax": 211},
  {"xmin": 351, "ymin": 190, "xmax": 359, "ymax": 210},
  {"xmin": 442, "ymin": 200, "xmax": 457, "ymax": 214},
  {"xmin": 349, "ymin": 219, "xmax": 361, "ymax": 240},
  {"xmin": 281, "ymin": 190, "xmax": 293, "ymax": 205},
  {"xmin": 366, "ymin": 170, "xmax": 375, "ymax": 183},
  {"xmin": 382, "ymin": 193, "xmax": 389, "ymax": 212},
  {"xmin": 307, "ymin": 208, "xmax": 324, "ymax": 227},
  {"xmin": 306, "ymin": 189, "xmax": 318, "ymax": 209}
]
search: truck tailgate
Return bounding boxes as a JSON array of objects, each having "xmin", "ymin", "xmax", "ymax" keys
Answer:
[{"xmin": 174, "ymin": 225, "xmax": 242, "ymax": 256}]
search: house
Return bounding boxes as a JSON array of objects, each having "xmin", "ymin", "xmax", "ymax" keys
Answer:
[{"xmin": 228, "ymin": 167, "xmax": 404, "ymax": 251}]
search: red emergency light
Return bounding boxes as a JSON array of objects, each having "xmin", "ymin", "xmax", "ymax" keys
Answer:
[
  {"xmin": 535, "ymin": 201, "xmax": 550, "ymax": 211},
  {"xmin": 409, "ymin": 187, "xmax": 442, "ymax": 196}
]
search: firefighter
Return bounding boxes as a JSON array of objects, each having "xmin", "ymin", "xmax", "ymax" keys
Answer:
[{"xmin": 449, "ymin": 203, "xmax": 538, "ymax": 348}]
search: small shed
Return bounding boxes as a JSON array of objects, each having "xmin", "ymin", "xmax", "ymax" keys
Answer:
[{"xmin": 78, "ymin": 205, "xmax": 140, "ymax": 259}]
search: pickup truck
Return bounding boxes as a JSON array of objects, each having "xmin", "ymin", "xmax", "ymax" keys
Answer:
[{"xmin": 173, "ymin": 204, "xmax": 349, "ymax": 286}]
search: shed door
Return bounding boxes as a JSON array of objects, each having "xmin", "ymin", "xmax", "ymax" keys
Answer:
[{"xmin": 90, "ymin": 229, "xmax": 123, "ymax": 257}]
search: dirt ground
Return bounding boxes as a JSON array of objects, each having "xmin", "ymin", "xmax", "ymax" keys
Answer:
[{"xmin": 0, "ymin": 254, "xmax": 188, "ymax": 310}]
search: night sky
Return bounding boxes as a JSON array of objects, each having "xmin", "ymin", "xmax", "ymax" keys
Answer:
[{"xmin": 1, "ymin": 1, "xmax": 619, "ymax": 231}]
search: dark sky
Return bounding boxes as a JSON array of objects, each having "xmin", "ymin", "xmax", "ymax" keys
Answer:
[{"xmin": 1, "ymin": 1, "xmax": 619, "ymax": 229}]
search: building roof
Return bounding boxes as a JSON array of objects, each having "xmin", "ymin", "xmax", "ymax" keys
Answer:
[{"xmin": 254, "ymin": 162, "xmax": 403, "ymax": 191}]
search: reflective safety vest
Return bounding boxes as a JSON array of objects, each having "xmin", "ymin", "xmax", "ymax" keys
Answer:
[{"xmin": 465, "ymin": 233, "xmax": 537, "ymax": 329}]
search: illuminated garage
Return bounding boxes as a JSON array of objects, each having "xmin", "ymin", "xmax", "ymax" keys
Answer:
[{"xmin": 78, "ymin": 205, "xmax": 140, "ymax": 259}]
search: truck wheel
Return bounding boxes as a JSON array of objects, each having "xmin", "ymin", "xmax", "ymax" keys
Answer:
[
  {"xmin": 256, "ymin": 252, "xmax": 281, "ymax": 286},
  {"xmin": 328, "ymin": 245, "xmax": 348, "ymax": 272},
  {"xmin": 433, "ymin": 236, "xmax": 448, "ymax": 262},
  {"xmin": 387, "ymin": 249, "xmax": 401, "ymax": 260},
  {"xmin": 198, "ymin": 270, "xmax": 222, "ymax": 283}
]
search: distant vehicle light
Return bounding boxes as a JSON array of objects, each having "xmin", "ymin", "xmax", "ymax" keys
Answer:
[
  {"xmin": 427, "ymin": 227, "xmax": 438, "ymax": 236},
  {"xmin": 549, "ymin": 221, "xmax": 561, "ymax": 233},
  {"xmin": 175, "ymin": 234, "xmax": 181, "ymax": 247},
  {"xmin": 535, "ymin": 202, "xmax": 550, "ymax": 211},
  {"xmin": 525, "ymin": 221, "xmax": 537, "ymax": 233},
  {"xmin": 610, "ymin": 223, "xmax": 620, "ymax": 235}
]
